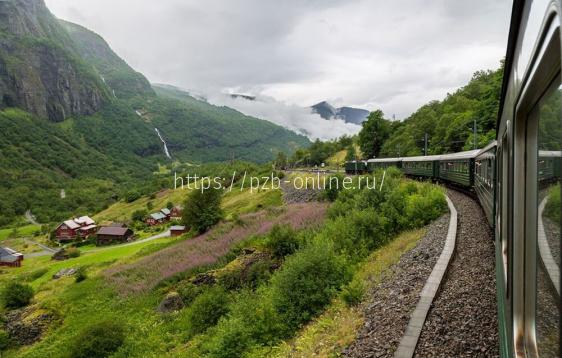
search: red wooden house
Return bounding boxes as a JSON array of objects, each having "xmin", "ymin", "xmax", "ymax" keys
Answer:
[
  {"xmin": 0, "ymin": 247, "xmax": 23, "ymax": 267},
  {"xmin": 145, "ymin": 212, "xmax": 167, "ymax": 226},
  {"xmin": 55, "ymin": 216, "xmax": 97, "ymax": 241},
  {"xmin": 170, "ymin": 206, "xmax": 182, "ymax": 221},
  {"xmin": 170, "ymin": 225, "xmax": 188, "ymax": 236}
]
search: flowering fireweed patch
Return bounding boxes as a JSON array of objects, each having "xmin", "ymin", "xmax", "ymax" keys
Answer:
[{"xmin": 105, "ymin": 203, "xmax": 328, "ymax": 295}]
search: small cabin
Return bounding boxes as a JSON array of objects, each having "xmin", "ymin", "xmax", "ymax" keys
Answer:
[
  {"xmin": 0, "ymin": 247, "xmax": 23, "ymax": 267},
  {"xmin": 145, "ymin": 212, "xmax": 167, "ymax": 226},
  {"xmin": 96, "ymin": 226, "xmax": 134, "ymax": 245},
  {"xmin": 170, "ymin": 225, "xmax": 187, "ymax": 236}
]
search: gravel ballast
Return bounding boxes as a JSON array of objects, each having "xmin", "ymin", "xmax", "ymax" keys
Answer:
[
  {"xmin": 343, "ymin": 213, "xmax": 450, "ymax": 357},
  {"xmin": 414, "ymin": 189, "xmax": 498, "ymax": 357}
]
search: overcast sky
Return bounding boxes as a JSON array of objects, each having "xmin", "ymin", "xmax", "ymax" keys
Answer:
[{"xmin": 45, "ymin": 0, "xmax": 511, "ymax": 139}]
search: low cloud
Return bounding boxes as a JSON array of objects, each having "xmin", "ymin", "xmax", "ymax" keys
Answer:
[
  {"xmin": 46, "ymin": 0, "xmax": 510, "ymax": 131},
  {"xmin": 207, "ymin": 93, "xmax": 361, "ymax": 141}
]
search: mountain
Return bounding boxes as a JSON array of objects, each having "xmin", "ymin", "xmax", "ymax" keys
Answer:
[
  {"xmin": 0, "ymin": 0, "xmax": 310, "ymax": 226},
  {"xmin": 0, "ymin": 0, "xmax": 108, "ymax": 121},
  {"xmin": 230, "ymin": 93, "xmax": 256, "ymax": 101},
  {"xmin": 311, "ymin": 101, "xmax": 370, "ymax": 124}
]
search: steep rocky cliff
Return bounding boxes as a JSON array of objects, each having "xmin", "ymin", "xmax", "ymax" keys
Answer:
[
  {"xmin": 0, "ymin": 0, "xmax": 108, "ymax": 121},
  {"xmin": 61, "ymin": 20, "xmax": 155, "ymax": 99}
]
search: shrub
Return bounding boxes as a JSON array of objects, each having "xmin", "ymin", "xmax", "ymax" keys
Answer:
[
  {"xmin": 264, "ymin": 225, "xmax": 299, "ymax": 259},
  {"xmin": 0, "ymin": 329, "xmax": 11, "ymax": 351},
  {"xmin": 270, "ymin": 240, "xmax": 350, "ymax": 330},
  {"xmin": 204, "ymin": 290, "xmax": 285, "ymax": 358},
  {"xmin": 182, "ymin": 187, "xmax": 223, "ymax": 234},
  {"xmin": 75, "ymin": 267, "xmax": 87, "ymax": 283},
  {"xmin": 66, "ymin": 247, "xmax": 81, "ymax": 258},
  {"xmin": 544, "ymin": 183, "xmax": 560, "ymax": 222},
  {"xmin": 125, "ymin": 190, "xmax": 141, "ymax": 203},
  {"xmin": 176, "ymin": 282, "xmax": 203, "ymax": 305},
  {"xmin": 131, "ymin": 209, "xmax": 147, "ymax": 222},
  {"xmin": 405, "ymin": 185, "xmax": 447, "ymax": 228},
  {"xmin": 182, "ymin": 286, "xmax": 230, "ymax": 336},
  {"xmin": 244, "ymin": 260, "xmax": 273, "ymax": 289},
  {"xmin": 69, "ymin": 321, "xmax": 125, "ymax": 358},
  {"xmin": 18, "ymin": 268, "xmax": 48, "ymax": 282},
  {"xmin": 166, "ymin": 201, "xmax": 174, "ymax": 209},
  {"xmin": 320, "ymin": 208, "xmax": 390, "ymax": 258},
  {"xmin": 1, "ymin": 282, "xmax": 33, "ymax": 309},
  {"xmin": 218, "ymin": 268, "xmax": 243, "ymax": 291},
  {"xmin": 322, "ymin": 174, "xmax": 344, "ymax": 202},
  {"xmin": 341, "ymin": 279, "xmax": 365, "ymax": 306}
]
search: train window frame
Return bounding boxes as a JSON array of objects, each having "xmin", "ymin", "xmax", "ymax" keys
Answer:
[{"xmin": 515, "ymin": 11, "xmax": 560, "ymax": 356}]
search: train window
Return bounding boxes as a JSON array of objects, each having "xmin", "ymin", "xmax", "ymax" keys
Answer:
[{"xmin": 535, "ymin": 81, "xmax": 561, "ymax": 356}]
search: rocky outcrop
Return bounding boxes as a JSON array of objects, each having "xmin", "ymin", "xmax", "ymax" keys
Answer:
[
  {"xmin": 157, "ymin": 291, "xmax": 184, "ymax": 313},
  {"xmin": 61, "ymin": 20, "xmax": 155, "ymax": 99},
  {"xmin": 3, "ymin": 306, "xmax": 59, "ymax": 346},
  {"xmin": 0, "ymin": 0, "xmax": 107, "ymax": 121}
]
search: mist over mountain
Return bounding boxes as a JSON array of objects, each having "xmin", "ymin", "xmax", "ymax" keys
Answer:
[{"xmin": 207, "ymin": 93, "xmax": 362, "ymax": 141}]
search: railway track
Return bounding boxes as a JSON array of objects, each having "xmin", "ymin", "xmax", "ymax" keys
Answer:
[{"xmin": 414, "ymin": 189, "xmax": 498, "ymax": 357}]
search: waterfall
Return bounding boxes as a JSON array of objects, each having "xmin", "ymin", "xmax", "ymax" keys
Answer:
[{"xmin": 155, "ymin": 128, "xmax": 172, "ymax": 159}]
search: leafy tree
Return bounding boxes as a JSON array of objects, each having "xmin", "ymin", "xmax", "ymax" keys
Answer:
[
  {"xmin": 274, "ymin": 151, "xmax": 287, "ymax": 169},
  {"xmin": 345, "ymin": 145, "xmax": 356, "ymax": 161},
  {"xmin": 166, "ymin": 201, "xmax": 174, "ymax": 210},
  {"xmin": 358, "ymin": 110, "xmax": 390, "ymax": 159},
  {"xmin": 182, "ymin": 187, "xmax": 223, "ymax": 233}
]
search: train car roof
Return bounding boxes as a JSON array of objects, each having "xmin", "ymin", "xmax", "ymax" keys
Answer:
[
  {"xmin": 402, "ymin": 149, "xmax": 481, "ymax": 162},
  {"xmin": 366, "ymin": 158, "xmax": 402, "ymax": 163},
  {"xmin": 401, "ymin": 154, "xmax": 443, "ymax": 162},
  {"xmin": 438, "ymin": 149, "xmax": 482, "ymax": 161},
  {"xmin": 475, "ymin": 140, "xmax": 497, "ymax": 159}
]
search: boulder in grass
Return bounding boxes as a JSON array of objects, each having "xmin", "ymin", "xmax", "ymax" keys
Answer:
[
  {"xmin": 52, "ymin": 268, "xmax": 76, "ymax": 279},
  {"xmin": 157, "ymin": 291, "xmax": 184, "ymax": 313}
]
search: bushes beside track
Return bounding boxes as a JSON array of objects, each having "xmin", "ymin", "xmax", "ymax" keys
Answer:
[{"xmin": 180, "ymin": 171, "xmax": 447, "ymax": 356}]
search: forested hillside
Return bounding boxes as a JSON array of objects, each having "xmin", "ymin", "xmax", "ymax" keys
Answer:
[
  {"xmin": 379, "ymin": 66, "xmax": 502, "ymax": 157},
  {"xmin": 353, "ymin": 65, "xmax": 503, "ymax": 160},
  {"xmin": 0, "ymin": 0, "xmax": 310, "ymax": 227}
]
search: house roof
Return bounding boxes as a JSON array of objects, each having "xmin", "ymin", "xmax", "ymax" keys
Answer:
[
  {"xmin": 75, "ymin": 216, "xmax": 95, "ymax": 226},
  {"xmin": 62, "ymin": 220, "xmax": 80, "ymax": 230},
  {"xmin": 78, "ymin": 224, "xmax": 97, "ymax": 231},
  {"xmin": 0, "ymin": 247, "xmax": 23, "ymax": 262},
  {"xmin": 170, "ymin": 225, "xmax": 186, "ymax": 231},
  {"xmin": 161, "ymin": 208, "xmax": 171, "ymax": 215},
  {"xmin": 150, "ymin": 212, "xmax": 166, "ymax": 220},
  {"xmin": 97, "ymin": 226, "xmax": 131, "ymax": 236}
]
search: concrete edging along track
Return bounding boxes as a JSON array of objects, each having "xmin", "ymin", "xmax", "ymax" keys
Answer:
[{"xmin": 394, "ymin": 195, "xmax": 458, "ymax": 358}]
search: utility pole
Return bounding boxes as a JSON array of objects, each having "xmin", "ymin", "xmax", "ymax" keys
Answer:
[
  {"xmin": 424, "ymin": 133, "xmax": 428, "ymax": 156},
  {"xmin": 473, "ymin": 119, "xmax": 477, "ymax": 150}
]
